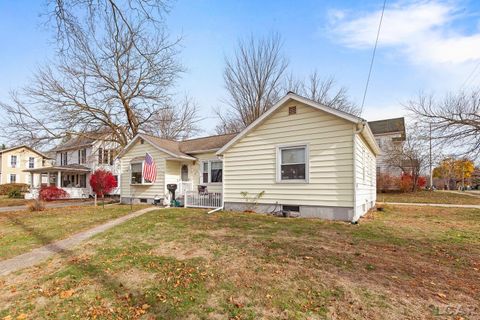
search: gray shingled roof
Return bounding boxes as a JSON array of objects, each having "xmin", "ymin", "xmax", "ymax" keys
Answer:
[
  {"xmin": 138, "ymin": 133, "xmax": 237, "ymax": 158},
  {"xmin": 368, "ymin": 117, "xmax": 405, "ymax": 135}
]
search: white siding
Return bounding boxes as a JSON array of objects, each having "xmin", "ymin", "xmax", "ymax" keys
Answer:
[
  {"xmin": 192, "ymin": 152, "xmax": 223, "ymax": 193},
  {"xmin": 354, "ymin": 134, "xmax": 377, "ymax": 218},
  {"xmin": 222, "ymin": 101, "xmax": 355, "ymax": 207}
]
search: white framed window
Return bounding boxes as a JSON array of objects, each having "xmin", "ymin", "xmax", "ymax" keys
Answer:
[
  {"xmin": 276, "ymin": 145, "xmax": 308, "ymax": 183},
  {"xmin": 60, "ymin": 152, "xmax": 68, "ymax": 166},
  {"xmin": 201, "ymin": 160, "xmax": 223, "ymax": 184},
  {"xmin": 10, "ymin": 174, "xmax": 16, "ymax": 183},
  {"xmin": 78, "ymin": 149, "xmax": 87, "ymax": 164},
  {"xmin": 130, "ymin": 161, "xmax": 153, "ymax": 185},
  {"xmin": 131, "ymin": 162, "xmax": 143, "ymax": 184},
  {"xmin": 28, "ymin": 157, "xmax": 35, "ymax": 169},
  {"xmin": 10, "ymin": 155, "xmax": 17, "ymax": 168}
]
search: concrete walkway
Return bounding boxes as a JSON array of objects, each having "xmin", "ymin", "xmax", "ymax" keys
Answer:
[
  {"xmin": 377, "ymin": 202, "xmax": 480, "ymax": 209},
  {"xmin": 0, "ymin": 201, "xmax": 96, "ymax": 213},
  {"xmin": 439, "ymin": 190, "xmax": 480, "ymax": 199},
  {"xmin": 0, "ymin": 206, "xmax": 159, "ymax": 276}
]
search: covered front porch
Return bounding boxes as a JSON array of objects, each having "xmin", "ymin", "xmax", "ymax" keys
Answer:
[
  {"xmin": 165, "ymin": 159, "xmax": 223, "ymax": 209},
  {"xmin": 24, "ymin": 165, "xmax": 91, "ymax": 199}
]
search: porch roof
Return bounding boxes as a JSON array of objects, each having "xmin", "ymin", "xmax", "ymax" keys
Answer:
[{"xmin": 24, "ymin": 164, "xmax": 91, "ymax": 173}]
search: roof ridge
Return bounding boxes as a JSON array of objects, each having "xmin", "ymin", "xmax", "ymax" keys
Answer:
[{"xmin": 181, "ymin": 132, "xmax": 239, "ymax": 143}]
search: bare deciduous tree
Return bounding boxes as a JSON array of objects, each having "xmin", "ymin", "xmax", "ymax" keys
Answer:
[
  {"xmin": 383, "ymin": 126, "xmax": 429, "ymax": 191},
  {"xmin": 405, "ymin": 90, "xmax": 480, "ymax": 157},
  {"xmin": 144, "ymin": 96, "xmax": 202, "ymax": 140},
  {"xmin": 47, "ymin": 0, "xmax": 170, "ymax": 53},
  {"xmin": 215, "ymin": 33, "xmax": 288, "ymax": 134},
  {"xmin": 286, "ymin": 71, "xmax": 360, "ymax": 116},
  {"xmin": 215, "ymin": 34, "xmax": 358, "ymax": 134},
  {"xmin": 0, "ymin": 5, "xmax": 185, "ymax": 148}
]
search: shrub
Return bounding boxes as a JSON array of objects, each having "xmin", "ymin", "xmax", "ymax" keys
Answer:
[
  {"xmin": 27, "ymin": 199, "xmax": 45, "ymax": 212},
  {"xmin": 39, "ymin": 186, "xmax": 69, "ymax": 201},
  {"xmin": 7, "ymin": 188, "xmax": 22, "ymax": 199},
  {"xmin": 0, "ymin": 183, "xmax": 29, "ymax": 196}
]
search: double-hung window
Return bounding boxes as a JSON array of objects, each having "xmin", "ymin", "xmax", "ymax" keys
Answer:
[
  {"xmin": 201, "ymin": 160, "xmax": 223, "ymax": 184},
  {"xmin": 10, "ymin": 174, "xmax": 16, "ymax": 183},
  {"xmin": 131, "ymin": 162, "xmax": 143, "ymax": 184},
  {"xmin": 28, "ymin": 157, "xmax": 35, "ymax": 169},
  {"xmin": 10, "ymin": 155, "xmax": 17, "ymax": 168},
  {"xmin": 277, "ymin": 145, "xmax": 308, "ymax": 182},
  {"xmin": 60, "ymin": 152, "xmax": 68, "ymax": 166},
  {"xmin": 78, "ymin": 149, "xmax": 87, "ymax": 164}
]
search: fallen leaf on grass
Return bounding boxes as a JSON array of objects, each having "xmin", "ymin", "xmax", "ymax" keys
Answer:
[
  {"xmin": 59, "ymin": 289, "xmax": 75, "ymax": 299},
  {"xmin": 16, "ymin": 314, "xmax": 27, "ymax": 320},
  {"xmin": 436, "ymin": 292, "xmax": 446, "ymax": 299}
]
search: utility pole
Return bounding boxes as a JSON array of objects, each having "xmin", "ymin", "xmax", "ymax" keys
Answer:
[{"xmin": 429, "ymin": 122, "xmax": 433, "ymax": 189}]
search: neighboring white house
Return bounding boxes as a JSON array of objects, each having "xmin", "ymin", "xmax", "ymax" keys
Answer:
[
  {"xmin": 117, "ymin": 92, "xmax": 380, "ymax": 221},
  {"xmin": 24, "ymin": 133, "xmax": 121, "ymax": 199},
  {"xmin": 368, "ymin": 117, "xmax": 406, "ymax": 177}
]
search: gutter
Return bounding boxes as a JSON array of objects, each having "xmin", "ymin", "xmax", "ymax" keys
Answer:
[{"xmin": 352, "ymin": 121, "xmax": 367, "ymax": 223}]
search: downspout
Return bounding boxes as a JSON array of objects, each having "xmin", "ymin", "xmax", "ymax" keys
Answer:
[{"xmin": 352, "ymin": 120, "xmax": 367, "ymax": 223}]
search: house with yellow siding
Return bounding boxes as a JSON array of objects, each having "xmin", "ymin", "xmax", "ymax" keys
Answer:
[
  {"xmin": 117, "ymin": 92, "xmax": 380, "ymax": 221},
  {"xmin": 0, "ymin": 145, "xmax": 51, "ymax": 185}
]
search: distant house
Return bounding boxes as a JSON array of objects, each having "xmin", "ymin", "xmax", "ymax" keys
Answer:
[
  {"xmin": 368, "ymin": 117, "xmax": 406, "ymax": 177},
  {"xmin": 117, "ymin": 93, "xmax": 380, "ymax": 221},
  {"xmin": 0, "ymin": 145, "xmax": 51, "ymax": 185},
  {"xmin": 24, "ymin": 133, "xmax": 121, "ymax": 199}
]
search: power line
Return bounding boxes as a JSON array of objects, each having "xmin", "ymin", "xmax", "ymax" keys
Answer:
[
  {"xmin": 360, "ymin": 0, "xmax": 387, "ymax": 115},
  {"xmin": 460, "ymin": 60, "xmax": 480, "ymax": 89}
]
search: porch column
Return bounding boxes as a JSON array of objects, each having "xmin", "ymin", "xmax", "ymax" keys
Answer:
[
  {"xmin": 57, "ymin": 171, "xmax": 62, "ymax": 188},
  {"xmin": 30, "ymin": 172, "xmax": 34, "ymax": 188}
]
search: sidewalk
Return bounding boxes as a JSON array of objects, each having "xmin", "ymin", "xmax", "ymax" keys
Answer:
[
  {"xmin": 377, "ymin": 202, "xmax": 480, "ymax": 209},
  {"xmin": 0, "ymin": 206, "xmax": 159, "ymax": 276}
]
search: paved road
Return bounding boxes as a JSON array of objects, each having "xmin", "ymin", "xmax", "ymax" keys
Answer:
[
  {"xmin": 377, "ymin": 202, "xmax": 480, "ymax": 209},
  {"xmin": 0, "ymin": 206, "xmax": 159, "ymax": 276},
  {"xmin": 0, "ymin": 201, "xmax": 96, "ymax": 213}
]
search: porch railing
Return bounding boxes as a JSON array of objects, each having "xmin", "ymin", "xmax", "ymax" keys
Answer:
[
  {"xmin": 184, "ymin": 191, "xmax": 222, "ymax": 209},
  {"xmin": 178, "ymin": 180, "xmax": 194, "ymax": 195}
]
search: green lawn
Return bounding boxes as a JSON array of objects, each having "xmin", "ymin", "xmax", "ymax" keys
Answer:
[
  {"xmin": 0, "ymin": 204, "xmax": 146, "ymax": 259},
  {"xmin": 1, "ymin": 206, "xmax": 479, "ymax": 319},
  {"xmin": 377, "ymin": 190, "xmax": 480, "ymax": 205}
]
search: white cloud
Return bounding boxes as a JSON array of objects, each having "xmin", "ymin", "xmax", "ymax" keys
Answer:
[{"xmin": 328, "ymin": 1, "xmax": 480, "ymax": 65}]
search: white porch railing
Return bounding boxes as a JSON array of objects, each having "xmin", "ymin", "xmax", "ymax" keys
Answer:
[
  {"xmin": 184, "ymin": 191, "xmax": 222, "ymax": 208},
  {"xmin": 178, "ymin": 180, "xmax": 194, "ymax": 195}
]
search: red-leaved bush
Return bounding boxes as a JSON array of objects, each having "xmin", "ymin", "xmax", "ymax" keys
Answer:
[
  {"xmin": 89, "ymin": 169, "xmax": 117, "ymax": 198},
  {"xmin": 39, "ymin": 186, "xmax": 69, "ymax": 201}
]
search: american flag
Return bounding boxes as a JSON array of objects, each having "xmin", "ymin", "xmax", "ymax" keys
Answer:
[{"xmin": 143, "ymin": 153, "xmax": 157, "ymax": 182}]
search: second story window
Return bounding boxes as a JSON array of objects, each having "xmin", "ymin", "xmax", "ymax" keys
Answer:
[
  {"xmin": 78, "ymin": 149, "xmax": 87, "ymax": 164},
  {"xmin": 61, "ymin": 152, "xmax": 68, "ymax": 166},
  {"xmin": 29, "ymin": 157, "xmax": 35, "ymax": 169},
  {"xmin": 98, "ymin": 148, "xmax": 114, "ymax": 165},
  {"xmin": 10, "ymin": 155, "xmax": 17, "ymax": 168}
]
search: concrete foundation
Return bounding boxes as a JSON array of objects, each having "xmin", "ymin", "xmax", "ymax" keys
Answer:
[{"xmin": 224, "ymin": 202, "xmax": 354, "ymax": 221}]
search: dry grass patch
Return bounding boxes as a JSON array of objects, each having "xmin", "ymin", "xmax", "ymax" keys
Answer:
[{"xmin": 0, "ymin": 206, "xmax": 479, "ymax": 319}]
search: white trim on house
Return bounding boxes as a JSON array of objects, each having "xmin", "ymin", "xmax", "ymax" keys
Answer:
[
  {"xmin": 217, "ymin": 92, "xmax": 381, "ymax": 155},
  {"xmin": 116, "ymin": 134, "xmax": 196, "ymax": 161},
  {"xmin": 275, "ymin": 143, "xmax": 310, "ymax": 184}
]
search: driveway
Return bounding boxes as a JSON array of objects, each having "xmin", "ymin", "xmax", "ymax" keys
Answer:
[{"xmin": 377, "ymin": 201, "xmax": 480, "ymax": 209}]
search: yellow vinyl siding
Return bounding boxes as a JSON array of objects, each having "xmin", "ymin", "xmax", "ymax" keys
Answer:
[
  {"xmin": 119, "ymin": 140, "xmax": 168, "ymax": 199},
  {"xmin": 354, "ymin": 134, "xmax": 377, "ymax": 216},
  {"xmin": 223, "ymin": 101, "xmax": 355, "ymax": 207},
  {"xmin": 192, "ymin": 152, "xmax": 222, "ymax": 193},
  {"xmin": 0, "ymin": 148, "xmax": 45, "ymax": 185}
]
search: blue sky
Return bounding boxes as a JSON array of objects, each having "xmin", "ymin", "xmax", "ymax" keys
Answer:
[{"xmin": 1, "ymin": 0, "xmax": 480, "ymax": 141}]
